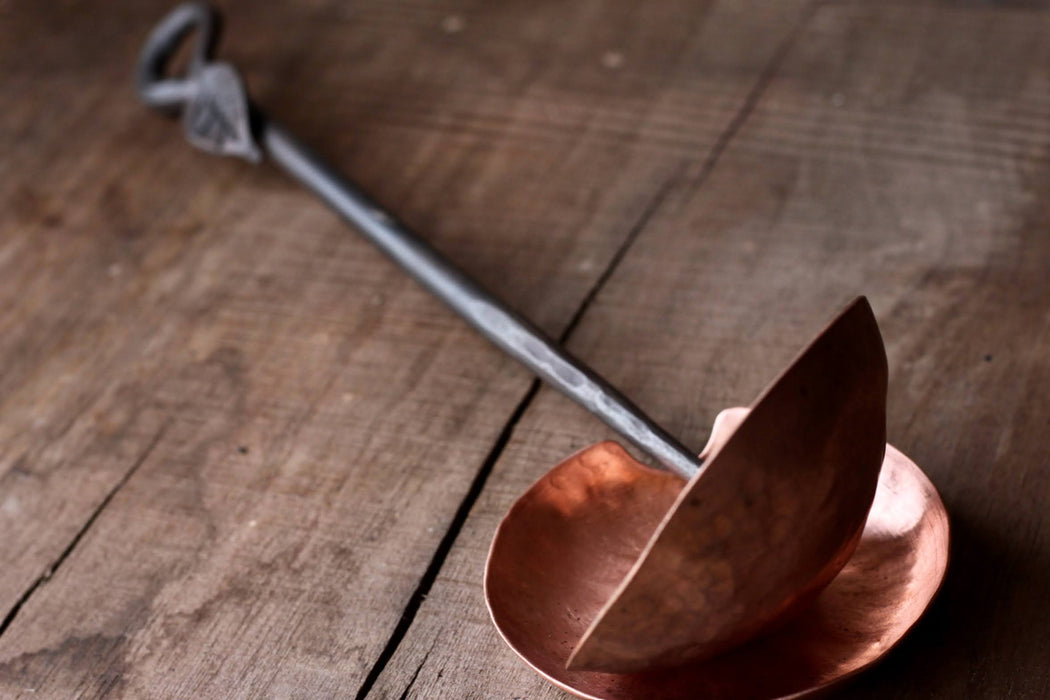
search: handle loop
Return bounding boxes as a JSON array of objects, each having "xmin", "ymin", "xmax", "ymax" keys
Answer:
[{"xmin": 136, "ymin": 3, "xmax": 220, "ymax": 112}]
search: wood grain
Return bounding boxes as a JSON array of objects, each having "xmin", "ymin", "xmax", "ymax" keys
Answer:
[
  {"xmin": 369, "ymin": 2, "xmax": 1050, "ymax": 698},
  {"xmin": 0, "ymin": 0, "xmax": 821, "ymax": 697}
]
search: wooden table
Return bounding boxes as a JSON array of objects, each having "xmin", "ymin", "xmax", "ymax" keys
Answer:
[{"xmin": 2, "ymin": 0, "xmax": 1048, "ymax": 697}]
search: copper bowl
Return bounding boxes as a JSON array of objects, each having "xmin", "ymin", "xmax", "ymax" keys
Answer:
[{"xmin": 489, "ymin": 298, "xmax": 893, "ymax": 678}]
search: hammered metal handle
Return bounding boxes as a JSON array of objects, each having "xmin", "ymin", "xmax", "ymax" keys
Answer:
[{"xmin": 136, "ymin": 3, "xmax": 702, "ymax": 479}]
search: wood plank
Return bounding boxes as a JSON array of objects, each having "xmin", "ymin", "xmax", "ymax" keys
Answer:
[
  {"xmin": 0, "ymin": 0, "xmax": 811, "ymax": 696},
  {"xmin": 370, "ymin": 2, "xmax": 1050, "ymax": 698}
]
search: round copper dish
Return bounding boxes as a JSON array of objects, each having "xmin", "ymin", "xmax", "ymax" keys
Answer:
[{"xmin": 485, "ymin": 414, "xmax": 949, "ymax": 699}]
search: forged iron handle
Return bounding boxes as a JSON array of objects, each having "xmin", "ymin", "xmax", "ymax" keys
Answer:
[{"xmin": 135, "ymin": 3, "xmax": 703, "ymax": 479}]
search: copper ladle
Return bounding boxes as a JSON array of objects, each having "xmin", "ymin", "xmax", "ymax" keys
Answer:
[{"xmin": 137, "ymin": 5, "xmax": 949, "ymax": 696}]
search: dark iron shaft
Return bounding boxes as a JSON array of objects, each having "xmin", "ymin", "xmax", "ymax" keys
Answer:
[
  {"xmin": 262, "ymin": 120, "xmax": 700, "ymax": 478},
  {"xmin": 138, "ymin": 3, "xmax": 702, "ymax": 479}
]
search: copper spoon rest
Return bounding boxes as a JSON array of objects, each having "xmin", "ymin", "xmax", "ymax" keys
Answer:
[{"xmin": 486, "ymin": 410, "xmax": 948, "ymax": 699}]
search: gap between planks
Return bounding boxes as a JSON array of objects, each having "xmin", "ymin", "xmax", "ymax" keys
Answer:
[{"xmin": 0, "ymin": 424, "xmax": 169, "ymax": 638}]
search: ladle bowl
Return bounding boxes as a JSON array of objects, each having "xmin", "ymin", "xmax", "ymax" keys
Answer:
[{"xmin": 494, "ymin": 298, "xmax": 890, "ymax": 674}]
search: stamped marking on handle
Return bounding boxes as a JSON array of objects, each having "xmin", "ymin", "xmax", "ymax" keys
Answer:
[{"xmin": 136, "ymin": 2, "xmax": 260, "ymax": 161}]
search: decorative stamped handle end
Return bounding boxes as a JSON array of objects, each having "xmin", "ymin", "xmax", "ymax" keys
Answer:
[{"xmin": 136, "ymin": 2, "xmax": 261, "ymax": 163}]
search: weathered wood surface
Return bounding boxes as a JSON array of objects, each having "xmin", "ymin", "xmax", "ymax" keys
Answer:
[{"xmin": 1, "ymin": 0, "xmax": 1048, "ymax": 698}]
